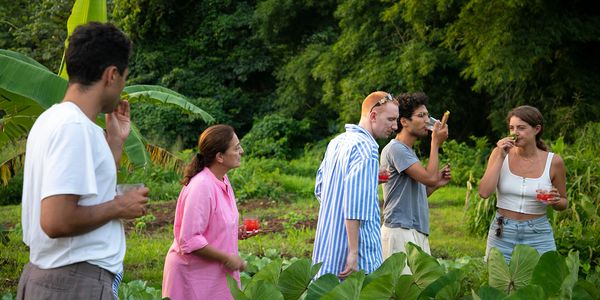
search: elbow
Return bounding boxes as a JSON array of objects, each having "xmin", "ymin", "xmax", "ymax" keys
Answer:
[
  {"xmin": 40, "ymin": 219, "xmax": 68, "ymax": 239},
  {"xmin": 478, "ymin": 188, "xmax": 491, "ymax": 199}
]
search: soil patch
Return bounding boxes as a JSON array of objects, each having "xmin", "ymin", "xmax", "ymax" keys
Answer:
[{"xmin": 124, "ymin": 200, "xmax": 317, "ymax": 235}]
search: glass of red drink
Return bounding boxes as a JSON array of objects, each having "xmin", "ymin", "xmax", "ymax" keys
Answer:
[
  {"xmin": 243, "ymin": 216, "xmax": 260, "ymax": 233},
  {"xmin": 535, "ymin": 183, "xmax": 554, "ymax": 202}
]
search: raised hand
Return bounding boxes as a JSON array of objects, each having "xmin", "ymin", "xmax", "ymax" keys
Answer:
[{"xmin": 105, "ymin": 100, "xmax": 131, "ymax": 144}]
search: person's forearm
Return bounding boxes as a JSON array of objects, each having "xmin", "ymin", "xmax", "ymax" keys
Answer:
[
  {"xmin": 345, "ymin": 219, "xmax": 360, "ymax": 255},
  {"xmin": 426, "ymin": 142, "xmax": 440, "ymax": 176},
  {"xmin": 193, "ymin": 244, "xmax": 231, "ymax": 264},
  {"xmin": 478, "ymin": 148, "xmax": 504, "ymax": 198},
  {"xmin": 41, "ymin": 195, "xmax": 121, "ymax": 238},
  {"xmin": 106, "ymin": 136, "xmax": 124, "ymax": 167}
]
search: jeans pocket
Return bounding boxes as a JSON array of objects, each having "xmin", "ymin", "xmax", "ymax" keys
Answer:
[{"xmin": 531, "ymin": 222, "xmax": 552, "ymax": 234}]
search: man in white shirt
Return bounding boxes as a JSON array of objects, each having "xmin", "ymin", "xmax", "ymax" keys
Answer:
[{"xmin": 17, "ymin": 22, "xmax": 149, "ymax": 300}]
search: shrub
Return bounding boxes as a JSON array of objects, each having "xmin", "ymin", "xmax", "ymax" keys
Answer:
[{"xmin": 241, "ymin": 114, "xmax": 310, "ymax": 159}]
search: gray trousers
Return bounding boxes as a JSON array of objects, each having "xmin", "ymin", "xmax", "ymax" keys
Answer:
[{"xmin": 16, "ymin": 262, "xmax": 115, "ymax": 300}]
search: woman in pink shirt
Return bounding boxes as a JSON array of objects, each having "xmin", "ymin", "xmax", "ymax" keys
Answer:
[{"xmin": 162, "ymin": 124, "xmax": 253, "ymax": 300}]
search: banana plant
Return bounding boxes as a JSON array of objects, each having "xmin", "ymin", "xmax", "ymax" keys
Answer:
[{"xmin": 0, "ymin": 0, "xmax": 214, "ymax": 185}]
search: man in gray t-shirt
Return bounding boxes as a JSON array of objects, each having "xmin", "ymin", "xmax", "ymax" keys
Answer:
[{"xmin": 380, "ymin": 92, "xmax": 450, "ymax": 274}]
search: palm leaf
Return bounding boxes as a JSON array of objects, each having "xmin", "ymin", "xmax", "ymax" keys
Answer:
[
  {"xmin": 123, "ymin": 85, "xmax": 215, "ymax": 123},
  {"xmin": 58, "ymin": 0, "xmax": 107, "ymax": 78}
]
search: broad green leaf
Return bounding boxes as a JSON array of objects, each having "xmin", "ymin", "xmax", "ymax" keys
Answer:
[
  {"xmin": 0, "ymin": 50, "xmax": 67, "ymax": 110},
  {"xmin": 572, "ymin": 279, "xmax": 600, "ymax": 300},
  {"xmin": 247, "ymin": 280, "xmax": 284, "ymax": 300},
  {"xmin": 406, "ymin": 242, "xmax": 445, "ymax": 289},
  {"xmin": 58, "ymin": 0, "xmax": 107, "ymax": 78},
  {"xmin": 244, "ymin": 259, "xmax": 282, "ymax": 295},
  {"xmin": 394, "ymin": 275, "xmax": 420, "ymax": 300},
  {"xmin": 488, "ymin": 245, "xmax": 539, "ymax": 295},
  {"xmin": 503, "ymin": 284, "xmax": 545, "ymax": 300},
  {"xmin": 434, "ymin": 281, "xmax": 462, "ymax": 300},
  {"xmin": 227, "ymin": 274, "xmax": 250, "ymax": 300},
  {"xmin": 508, "ymin": 245, "xmax": 539, "ymax": 290},
  {"xmin": 305, "ymin": 274, "xmax": 339, "ymax": 300},
  {"xmin": 559, "ymin": 250, "xmax": 581, "ymax": 300},
  {"xmin": 487, "ymin": 247, "xmax": 513, "ymax": 293},
  {"xmin": 123, "ymin": 123, "xmax": 151, "ymax": 168},
  {"xmin": 0, "ymin": 49, "xmax": 50, "ymax": 71},
  {"xmin": 471, "ymin": 285, "xmax": 506, "ymax": 300},
  {"xmin": 359, "ymin": 273, "xmax": 394, "ymax": 300},
  {"xmin": 364, "ymin": 251, "xmax": 406, "ymax": 287},
  {"xmin": 419, "ymin": 268, "xmax": 464, "ymax": 299},
  {"xmin": 123, "ymin": 85, "xmax": 214, "ymax": 123},
  {"xmin": 320, "ymin": 271, "xmax": 364, "ymax": 300},
  {"xmin": 277, "ymin": 259, "xmax": 320, "ymax": 300},
  {"xmin": 530, "ymin": 251, "xmax": 567, "ymax": 297}
]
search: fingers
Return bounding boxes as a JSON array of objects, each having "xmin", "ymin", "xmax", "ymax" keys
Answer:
[{"xmin": 338, "ymin": 267, "xmax": 352, "ymax": 279}]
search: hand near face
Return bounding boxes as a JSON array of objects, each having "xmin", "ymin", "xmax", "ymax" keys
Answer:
[
  {"xmin": 105, "ymin": 100, "xmax": 131, "ymax": 144},
  {"xmin": 431, "ymin": 121, "xmax": 449, "ymax": 145}
]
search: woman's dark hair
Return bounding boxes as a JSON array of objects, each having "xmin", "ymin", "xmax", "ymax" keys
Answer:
[
  {"xmin": 395, "ymin": 92, "xmax": 429, "ymax": 133},
  {"xmin": 506, "ymin": 105, "xmax": 548, "ymax": 151},
  {"xmin": 181, "ymin": 125, "xmax": 235, "ymax": 185},
  {"xmin": 66, "ymin": 22, "xmax": 132, "ymax": 86}
]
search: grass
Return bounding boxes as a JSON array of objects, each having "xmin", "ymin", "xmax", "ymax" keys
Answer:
[{"xmin": 0, "ymin": 185, "xmax": 483, "ymax": 296}]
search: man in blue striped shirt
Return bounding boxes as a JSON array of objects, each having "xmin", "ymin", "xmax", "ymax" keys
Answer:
[{"xmin": 312, "ymin": 91, "xmax": 399, "ymax": 279}]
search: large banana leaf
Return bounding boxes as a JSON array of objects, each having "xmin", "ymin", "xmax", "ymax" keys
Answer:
[
  {"xmin": 0, "ymin": 49, "xmax": 67, "ymax": 144},
  {"xmin": 123, "ymin": 85, "xmax": 215, "ymax": 123},
  {"xmin": 58, "ymin": 0, "xmax": 107, "ymax": 78}
]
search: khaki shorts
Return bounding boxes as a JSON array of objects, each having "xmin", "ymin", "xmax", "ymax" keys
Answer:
[
  {"xmin": 381, "ymin": 225, "xmax": 430, "ymax": 274},
  {"xmin": 16, "ymin": 262, "xmax": 115, "ymax": 300}
]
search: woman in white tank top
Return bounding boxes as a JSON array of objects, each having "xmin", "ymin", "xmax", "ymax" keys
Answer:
[{"xmin": 478, "ymin": 106, "xmax": 568, "ymax": 263}]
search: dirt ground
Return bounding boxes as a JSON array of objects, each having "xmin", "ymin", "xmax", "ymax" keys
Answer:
[{"xmin": 123, "ymin": 200, "xmax": 317, "ymax": 235}]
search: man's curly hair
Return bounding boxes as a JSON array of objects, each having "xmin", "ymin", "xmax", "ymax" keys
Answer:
[{"xmin": 395, "ymin": 92, "xmax": 429, "ymax": 132}]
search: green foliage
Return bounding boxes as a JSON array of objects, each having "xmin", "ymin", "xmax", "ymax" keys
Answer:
[
  {"xmin": 232, "ymin": 245, "xmax": 600, "ymax": 300},
  {"xmin": 241, "ymin": 114, "xmax": 310, "ymax": 159},
  {"xmin": 0, "ymin": 172, "xmax": 22, "ymax": 206},
  {"xmin": 118, "ymin": 280, "xmax": 165, "ymax": 300},
  {"xmin": 441, "ymin": 136, "xmax": 491, "ymax": 186}
]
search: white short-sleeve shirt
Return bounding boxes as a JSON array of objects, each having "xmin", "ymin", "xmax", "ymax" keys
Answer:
[{"xmin": 21, "ymin": 102, "xmax": 125, "ymax": 274}]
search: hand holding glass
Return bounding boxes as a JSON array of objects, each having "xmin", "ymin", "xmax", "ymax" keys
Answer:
[
  {"xmin": 535, "ymin": 183, "xmax": 555, "ymax": 202},
  {"xmin": 116, "ymin": 183, "xmax": 145, "ymax": 195}
]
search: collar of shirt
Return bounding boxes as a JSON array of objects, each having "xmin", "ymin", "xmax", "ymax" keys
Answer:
[
  {"xmin": 201, "ymin": 168, "xmax": 230, "ymax": 193},
  {"xmin": 344, "ymin": 124, "xmax": 377, "ymax": 146}
]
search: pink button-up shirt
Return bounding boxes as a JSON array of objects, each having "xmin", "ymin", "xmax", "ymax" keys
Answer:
[{"xmin": 162, "ymin": 168, "xmax": 240, "ymax": 300}]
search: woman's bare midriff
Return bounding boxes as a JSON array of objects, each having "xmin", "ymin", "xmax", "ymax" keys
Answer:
[{"xmin": 497, "ymin": 208, "xmax": 545, "ymax": 221}]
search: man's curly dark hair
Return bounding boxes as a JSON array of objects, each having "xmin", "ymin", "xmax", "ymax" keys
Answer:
[{"xmin": 395, "ymin": 92, "xmax": 429, "ymax": 132}]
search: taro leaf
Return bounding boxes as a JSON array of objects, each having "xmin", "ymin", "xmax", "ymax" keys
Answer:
[
  {"xmin": 305, "ymin": 274, "xmax": 339, "ymax": 300},
  {"xmin": 471, "ymin": 285, "xmax": 506, "ymax": 300},
  {"xmin": 358, "ymin": 273, "xmax": 394, "ymax": 300},
  {"xmin": 246, "ymin": 280, "xmax": 284, "ymax": 300},
  {"xmin": 488, "ymin": 245, "xmax": 539, "ymax": 294},
  {"xmin": 277, "ymin": 259, "xmax": 321, "ymax": 300},
  {"xmin": 503, "ymin": 284, "xmax": 545, "ymax": 300},
  {"xmin": 572, "ymin": 279, "xmax": 600, "ymax": 300},
  {"xmin": 320, "ymin": 271, "xmax": 364, "ymax": 300},
  {"xmin": 434, "ymin": 281, "xmax": 462, "ymax": 300},
  {"xmin": 395, "ymin": 275, "xmax": 420, "ymax": 300},
  {"xmin": 244, "ymin": 259, "xmax": 282, "ymax": 295},
  {"xmin": 227, "ymin": 275, "xmax": 250, "ymax": 300},
  {"xmin": 419, "ymin": 268, "xmax": 464, "ymax": 299},
  {"xmin": 406, "ymin": 242, "xmax": 444, "ymax": 289},
  {"xmin": 508, "ymin": 245, "xmax": 539, "ymax": 289},
  {"xmin": 530, "ymin": 251, "xmax": 567, "ymax": 297},
  {"xmin": 364, "ymin": 251, "xmax": 406, "ymax": 287},
  {"xmin": 559, "ymin": 250, "xmax": 581, "ymax": 299}
]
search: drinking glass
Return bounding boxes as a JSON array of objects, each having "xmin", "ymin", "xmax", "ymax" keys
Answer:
[
  {"xmin": 116, "ymin": 183, "xmax": 145, "ymax": 196},
  {"xmin": 536, "ymin": 183, "xmax": 554, "ymax": 202},
  {"xmin": 243, "ymin": 216, "xmax": 260, "ymax": 233},
  {"xmin": 425, "ymin": 116, "xmax": 439, "ymax": 131}
]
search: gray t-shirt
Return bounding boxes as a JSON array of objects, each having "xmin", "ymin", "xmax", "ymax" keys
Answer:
[{"xmin": 380, "ymin": 139, "xmax": 429, "ymax": 235}]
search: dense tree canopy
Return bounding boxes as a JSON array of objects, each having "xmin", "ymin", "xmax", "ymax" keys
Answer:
[{"xmin": 2, "ymin": 0, "xmax": 598, "ymax": 155}]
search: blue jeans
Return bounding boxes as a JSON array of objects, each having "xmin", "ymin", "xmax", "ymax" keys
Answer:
[{"xmin": 485, "ymin": 212, "xmax": 556, "ymax": 263}]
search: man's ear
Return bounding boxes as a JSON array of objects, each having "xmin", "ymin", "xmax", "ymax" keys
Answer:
[
  {"xmin": 399, "ymin": 116, "xmax": 409, "ymax": 128},
  {"xmin": 369, "ymin": 110, "xmax": 378, "ymax": 122},
  {"xmin": 102, "ymin": 66, "xmax": 119, "ymax": 86}
]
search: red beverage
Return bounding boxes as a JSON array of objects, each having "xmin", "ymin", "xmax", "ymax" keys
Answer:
[
  {"xmin": 243, "ymin": 218, "xmax": 260, "ymax": 231},
  {"xmin": 536, "ymin": 193, "xmax": 552, "ymax": 201},
  {"xmin": 378, "ymin": 174, "xmax": 390, "ymax": 181}
]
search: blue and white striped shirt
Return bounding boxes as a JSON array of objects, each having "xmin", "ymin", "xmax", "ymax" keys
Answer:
[{"xmin": 312, "ymin": 124, "xmax": 383, "ymax": 279}]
